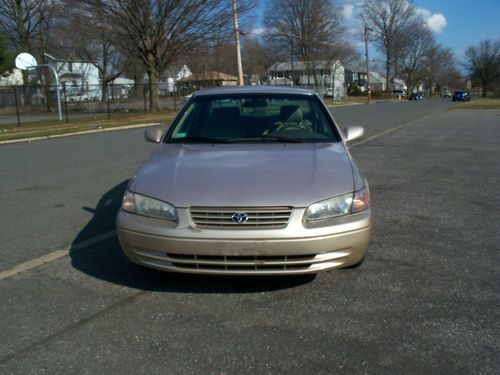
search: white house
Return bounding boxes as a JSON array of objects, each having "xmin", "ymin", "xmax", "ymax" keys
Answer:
[
  {"xmin": 111, "ymin": 76, "xmax": 135, "ymax": 98},
  {"xmin": 268, "ymin": 60, "xmax": 345, "ymax": 100},
  {"xmin": 45, "ymin": 54, "xmax": 101, "ymax": 99},
  {"xmin": 0, "ymin": 68, "xmax": 23, "ymax": 86},
  {"xmin": 159, "ymin": 64, "xmax": 192, "ymax": 94}
]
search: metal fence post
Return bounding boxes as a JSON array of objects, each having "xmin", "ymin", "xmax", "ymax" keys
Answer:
[
  {"xmin": 107, "ymin": 82, "xmax": 111, "ymax": 120},
  {"xmin": 62, "ymin": 83, "xmax": 69, "ymax": 123},
  {"xmin": 143, "ymin": 84, "xmax": 147, "ymax": 112},
  {"xmin": 13, "ymin": 86, "xmax": 21, "ymax": 128}
]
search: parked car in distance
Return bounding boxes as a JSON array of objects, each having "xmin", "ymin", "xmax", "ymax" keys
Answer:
[
  {"xmin": 409, "ymin": 92, "xmax": 424, "ymax": 100},
  {"xmin": 391, "ymin": 89, "xmax": 406, "ymax": 97},
  {"xmin": 324, "ymin": 88, "xmax": 334, "ymax": 98},
  {"xmin": 452, "ymin": 90, "xmax": 471, "ymax": 102},
  {"xmin": 442, "ymin": 90, "xmax": 452, "ymax": 98},
  {"xmin": 117, "ymin": 86, "xmax": 372, "ymax": 275},
  {"xmin": 66, "ymin": 93, "xmax": 90, "ymax": 103}
]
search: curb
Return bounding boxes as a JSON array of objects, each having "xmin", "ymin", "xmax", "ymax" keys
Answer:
[{"xmin": 0, "ymin": 122, "xmax": 162, "ymax": 145}]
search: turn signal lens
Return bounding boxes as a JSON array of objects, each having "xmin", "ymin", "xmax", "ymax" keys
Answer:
[
  {"xmin": 121, "ymin": 190, "xmax": 136, "ymax": 213},
  {"xmin": 352, "ymin": 187, "xmax": 370, "ymax": 213}
]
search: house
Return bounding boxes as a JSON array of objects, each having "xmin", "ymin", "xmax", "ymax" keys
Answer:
[
  {"xmin": 0, "ymin": 68, "xmax": 23, "ymax": 86},
  {"xmin": 344, "ymin": 66, "xmax": 368, "ymax": 91},
  {"xmin": 159, "ymin": 64, "xmax": 192, "ymax": 95},
  {"xmin": 110, "ymin": 76, "xmax": 135, "ymax": 98},
  {"xmin": 45, "ymin": 54, "xmax": 101, "ymax": 100},
  {"xmin": 367, "ymin": 72, "xmax": 386, "ymax": 92},
  {"xmin": 268, "ymin": 60, "xmax": 345, "ymax": 100},
  {"xmin": 392, "ymin": 78, "xmax": 406, "ymax": 91},
  {"xmin": 345, "ymin": 67, "xmax": 407, "ymax": 94},
  {"xmin": 177, "ymin": 71, "xmax": 238, "ymax": 90}
]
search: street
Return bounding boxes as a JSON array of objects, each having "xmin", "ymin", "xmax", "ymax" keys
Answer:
[{"xmin": 0, "ymin": 100, "xmax": 498, "ymax": 374}]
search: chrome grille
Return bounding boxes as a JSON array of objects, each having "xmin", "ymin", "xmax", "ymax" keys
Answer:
[
  {"xmin": 134, "ymin": 249, "xmax": 349, "ymax": 274},
  {"xmin": 189, "ymin": 207, "xmax": 293, "ymax": 229},
  {"xmin": 167, "ymin": 253, "xmax": 316, "ymax": 271}
]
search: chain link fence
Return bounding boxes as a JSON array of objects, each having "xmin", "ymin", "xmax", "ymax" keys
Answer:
[{"xmin": 0, "ymin": 83, "xmax": 194, "ymax": 128}]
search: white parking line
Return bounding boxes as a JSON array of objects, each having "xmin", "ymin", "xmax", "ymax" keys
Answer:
[
  {"xmin": 0, "ymin": 231, "xmax": 116, "ymax": 281},
  {"xmin": 350, "ymin": 112, "xmax": 438, "ymax": 148}
]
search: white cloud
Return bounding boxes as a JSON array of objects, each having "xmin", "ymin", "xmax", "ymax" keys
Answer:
[
  {"xmin": 426, "ymin": 14, "xmax": 447, "ymax": 33},
  {"xmin": 342, "ymin": 4, "xmax": 354, "ymax": 19},
  {"xmin": 416, "ymin": 7, "xmax": 447, "ymax": 33},
  {"xmin": 415, "ymin": 8, "xmax": 431, "ymax": 19},
  {"xmin": 249, "ymin": 28, "xmax": 266, "ymax": 36}
]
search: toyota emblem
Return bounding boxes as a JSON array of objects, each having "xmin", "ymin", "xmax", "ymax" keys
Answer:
[{"xmin": 231, "ymin": 212, "xmax": 248, "ymax": 224}]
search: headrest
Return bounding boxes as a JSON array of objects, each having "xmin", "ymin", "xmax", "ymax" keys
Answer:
[{"xmin": 280, "ymin": 105, "xmax": 303, "ymax": 123}]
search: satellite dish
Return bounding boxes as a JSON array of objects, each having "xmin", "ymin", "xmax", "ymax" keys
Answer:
[{"xmin": 15, "ymin": 53, "xmax": 38, "ymax": 70}]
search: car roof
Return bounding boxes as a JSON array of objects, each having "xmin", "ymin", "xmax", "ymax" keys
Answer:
[{"xmin": 193, "ymin": 85, "xmax": 316, "ymax": 97}]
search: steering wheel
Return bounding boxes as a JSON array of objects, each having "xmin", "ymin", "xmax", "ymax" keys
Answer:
[{"xmin": 275, "ymin": 123, "xmax": 308, "ymax": 132}]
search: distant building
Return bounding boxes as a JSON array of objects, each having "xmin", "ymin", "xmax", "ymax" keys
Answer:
[
  {"xmin": 344, "ymin": 66, "xmax": 368, "ymax": 91},
  {"xmin": 111, "ymin": 77, "xmax": 135, "ymax": 98},
  {"xmin": 45, "ymin": 54, "xmax": 101, "ymax": 99},
  {"xmin": 268, "ymin": 60, "xmax": 345, "ymax": 99},
  {"xmin": 368, "ymin": 71, "xmax": 386, "ymax": 92},
  {"xmin": 159, "ymin": 64, "xmax": 192, "ymax": 94},
  {"xmin": 0, "ymin": 68, "xmax": 23, "ymax": 86},
  {"xmin": 392, "ymin": 78, "xmax": 406, "ymax": 91},
  {"xmin": 177, "ymin": 71, "xmax": 238, "ymax": 90}
]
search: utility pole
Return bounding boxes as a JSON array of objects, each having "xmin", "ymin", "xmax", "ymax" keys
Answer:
[
  {"xmin": 364, "ymin": 26, "xmax": 373, "ymax": 104},
  {"xmin": 290, "ymin": 38, "xmax": 294, "ymax": 86},
  {"xmin": 232, "ymin": 0, "xmax": 244, "ymax": 86}
]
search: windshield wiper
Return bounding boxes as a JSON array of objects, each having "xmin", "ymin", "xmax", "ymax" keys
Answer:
[
  {"xmin": 228, "ymin": 136, "xmax": 303, "ymax": 143},
  {"xmin": 168, "ymin": 136, "xmax": 232, "ymax": 144}
]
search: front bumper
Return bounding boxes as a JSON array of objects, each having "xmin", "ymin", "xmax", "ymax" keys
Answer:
[{"xmin": 117, "ymin": 208, "xmax": 371, "ymax": 275}]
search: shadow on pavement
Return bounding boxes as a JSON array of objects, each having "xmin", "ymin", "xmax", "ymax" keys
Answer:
[{"xmin": 70, "ymin": 181, "xmax": 315, "ymax": 293}]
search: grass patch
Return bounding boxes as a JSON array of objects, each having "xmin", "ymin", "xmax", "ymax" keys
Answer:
[
  {"xmin": 452, "ymin": 98, "xmax": 500, "ymax": 110},
  {"xmin": 0, "ymin": 111, "xmax": 176, "ymax": 142},
  {"xmin": 324, "ymin": 97, "xmax": 367, "ymax": 106}
]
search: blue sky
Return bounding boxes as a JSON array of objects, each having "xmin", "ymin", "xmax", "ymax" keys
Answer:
[
  {"xmin": 413, "ymin": 0, "xmax": 500, "ymax": 57},
  {"xmin": 253, "ymin": 0, "xmax": 500, "ymax": 62}
]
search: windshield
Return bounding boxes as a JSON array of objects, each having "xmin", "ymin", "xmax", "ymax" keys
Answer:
[{"xmin": 166, "ymin": 94, "xmax": 340, "ymax": 143}]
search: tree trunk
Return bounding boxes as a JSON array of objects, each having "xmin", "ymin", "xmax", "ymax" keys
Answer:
[
  {"xmin": 101, "ymin": 77, "xmax": 108, "ymax": 101},
  {"xmin": 22, "ymin": 70, "xmax": 31, "ymax": 106},
  {"xmin": 133, "ymin": 71, "xmax": 144, "ymax": 100},
  {"xmin": 148, "ymin": 67, "xmax": 160, "ymax": 111},
  {"xmin": 385, "ymin": 56, "xmax": 391, "ymax": 93}
]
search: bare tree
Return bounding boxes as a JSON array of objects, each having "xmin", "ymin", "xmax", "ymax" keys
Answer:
[
  {"xmin": 397, "ymin": 23, "xmax": 433, "ymax": 96},
  {"xmin": 363, "ymin": 0, "xmax": 419, "ymax": 92},
  {"xmin": 85, "ymin": 0, "xmax": 239, "ymax": 111},
  {"xmin": 0, "ymin": 0, "xmax": 49, "ymax": 104},
  {"xmin": 465, "ymin": 39, "xmax": 500, "ymax": 97},
  {"xmin": 424, "ymin": 44, "xmax": 460, "ymax": 95},
  {"xmin": 264, "ymin": 0, "xmax": 345, "ymax": 86},
  {"xmin": 242, "ymin": 37, "xmax": 278, "ymax": 84},
  {"xmin": 54, "ymin": 1, "xmax": 126, "ymax": 100}
]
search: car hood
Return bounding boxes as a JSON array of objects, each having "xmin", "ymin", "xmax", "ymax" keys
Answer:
[{"xmin": 133, "ymin": 143, "xmax": 354, "ymax": 207}]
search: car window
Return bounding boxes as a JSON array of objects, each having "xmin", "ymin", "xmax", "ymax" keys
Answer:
[{"xmin": 167, "ymin": 94, "xmax": 340, "ymax": 143}]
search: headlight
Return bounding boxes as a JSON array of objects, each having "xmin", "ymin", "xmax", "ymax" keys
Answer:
[
  {"xmin": 305, "ymin": 187, "xmax": 369, "ymax": 221},
  {"xmin": 121, "ymin": 191, "xmax": 177, "ymax": 221}
]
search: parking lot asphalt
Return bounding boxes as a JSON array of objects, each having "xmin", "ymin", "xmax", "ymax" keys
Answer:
[{"xmin": 0, "ymin": 99, "xmax": 498, "ymax": 374}]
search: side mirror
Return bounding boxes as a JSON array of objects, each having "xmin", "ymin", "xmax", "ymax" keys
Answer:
[
  {"xmin": 144, "ymin": 128, "xmax": 163, "ymax": 143},
  {"xmin": 343, "ymin": 126, "xmax": 364, "ymax": 143}
]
